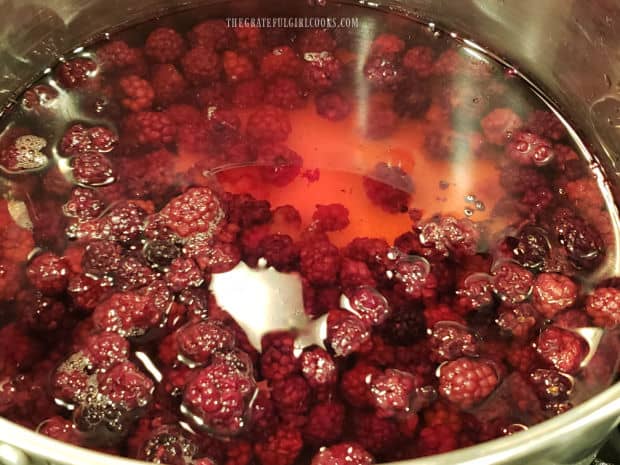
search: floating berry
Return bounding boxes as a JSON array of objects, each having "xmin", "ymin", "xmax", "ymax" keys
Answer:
[
  {"xmin": 176, "ymin": 320, "xmax": 236, "ymax": 367},
  {"xmin": 343, "ymin": 286, "xmax": 391, "ymax": 326},
  {"xmin": 56, "ymin": 58, "xmax": 97, "ymax": 89},
  {"xmin": 456, "ymin": 272, "xmax": 494, "ymax": 313},
  {"xmin": 92, "ymin": 291, "xmax": 164, "ymax": 337},
  {"xmin": 264, "ymin": 77, "xmax": 306, "ymax": 110},
  {"xmin": 97, "ymin": 40, "xmax": 140, "ymax": 70},
  {"xmin": 84, "ymin": 332, "xmax": 130, "ymax": 370},
  {"xmin": 438, "ymin": 357, "xmax": 499, "ymax": 409},
  {"xmin": 491, "ymin": 260, "xmax": 534, "ymax": 304},
  {"xmin": 364, "ymin": 56, "xmax": 404, "ymax": 90},
  {"xmin": 370, "ymin": 33, "xmax": 405, "ymax": 56},
  {"xmin": 304, "ymin": 401, "xmax": 345, "ymax": 446},
  {"xmin": 71, "ymin": 152, "xmax": 115, "ymax": 186},
  {"xmin": 551, "ymin": 208, "xmax": 604, "ymax": 270},
  {"xmin": 26, "ymin": 252, "xmax": 69, "ymax": 295},
  {"xmin": 531, "ymin": 273, "xmax": 578, "ymax": 319},
  {"xmin": 302, "ymin": 52, "xmax": 343, "ymax": 90},
  {"xmin": 311, "ymin": 443, "xmax": 374, "ymax": 465},
  {"xmin": 233, "ymin": 78, "xmax": 265, "ymax": 108},
  {"xmin": 99, "ymin": 361, "xmax": 154, "ymax": 410},
  {"xmin": 429, "ymin": 321, "xmax": 479, "ymax": 362},
  {"xmin": 536, "ymin": 326, "xmax": 588, "ymax": 374},
  {"xmin": 159, "ymin": 187, "xmax": 225, "ymax": 239},
  {"xmin": 60, "ymin": 124, "xmax": 118, "ymax": 156},
  {"xmin": 529, "ymin": 368, "xmax": 573, "ymax": 402},
  {"xmin": 271, "ymin": 375, "xmax": 311, "ymax": 414},
  {"xmin": 496, "ymin": 303, "xmax": 539, "ymax": 339},
  {"xmin": 327, "ymin": 309, "xmax": 371, "ymax": 357},
  {"xmin": 585, "ymin": 287, "xmax": 620, "ymax": 328},
  {"xmin": 125, "ymin": 111, "xmax": 177, "ymax": 146},
  {"xmin": 300, "ymin": 347, "xmax": 337, "ymax": 388},
  {"xmin": 296, "ymin": 29, "xmax": 337, "ymax": 54},
  {"xmin": 300, "ymin": 238, "xmax": 340, "ymax": 286}
]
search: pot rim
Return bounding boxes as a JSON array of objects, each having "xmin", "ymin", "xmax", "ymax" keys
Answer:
[{"xmin": 0, "ymin": 381, "xmax": 619, "ymax": 465}]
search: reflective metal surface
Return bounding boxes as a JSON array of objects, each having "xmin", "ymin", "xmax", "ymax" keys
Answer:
[{"xmin": 0, "ymin": 1, "xmax": 619, "ymax": 464}]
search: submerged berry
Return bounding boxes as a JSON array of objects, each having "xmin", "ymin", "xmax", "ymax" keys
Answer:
[
  {"xmin": 585, "ymin": 287, "xmax": 620, "ymax": 327},
  {"xmin": 363, "ymin": 163, "xmax": 413, "ymax": 214},
  {"xmin": 536, "ymin": 326, "xmax": 588, "ymax": 374}
]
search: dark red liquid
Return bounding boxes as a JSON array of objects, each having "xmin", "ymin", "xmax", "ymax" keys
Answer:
[{"xmin": 0, "ymin": 4, "xmax": 619, "ymax": 465}]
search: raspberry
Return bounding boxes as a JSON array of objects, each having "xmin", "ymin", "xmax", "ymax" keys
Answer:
[
  {"xmin": 271, "ymin": 375, "xmax": 310, "ymax": 414},
  {"xmin": 26, "ymin": 252, "xmax": 69, "ymax": 295},
  {"xmin": 116, "ymin": 255, "xmax": 156, "ymax": 291},
  {"xmin": 370, "ymin": 33, "xmax": 405, "ymax": 56},
  {"xmin": 1, "ymin": 135, "xmax": 48, "ymax": 172},
  {"xmin": 344, "ymin": 286, "xmax": 391, "ymax": 326},
  {"xmin": 233, "ymin": 79, "xmax": 265, "ymax": 108},
  {"xmin": 416, "ymin": 425, "xmax": 458, "ymax": 456},
  {"xmin": 82, "ymin": 240, "xmax": 122, "ymax": 276},
  {"xmin": 67, "ymin": 274, "xmax": 107, "ymax": 310},
  {"xmin": 92, "ymin": 291, "xmax": 163, "ymax": 337},
  {"xmin": 327, "ymin": 309, "xmax": 370, "ymax": 357},
  {"xmin": 420, "ymin": 216, "xmax": 480, "ymax": 258},
  {"xmin": 403, "ymin": 46, "xmax": 434, "ymax": 78},
  {"xmin": 380, "ymin": 305, "xmax": 426, "ymax": 344},
  {"xmin": 100, "ymin": 361, "xmax": 154, "ymax": 410},
  {"xmin": 206, "ymin": 108, "xmax": 241, "ymax": 145},
  {"xmin": 22, "ymin": 84, "xmax": 59, "ymax": 110},
  {"xmin": 260, "ymin": 46, "xmax": 303, "ymax": 79},
  {"xmin": 60, "ymin": 123, "xmax": 118, "ymax": 156},
  {"xmin": 18, "ymin": 291, "xmax": 67, "ymax": 332},
  {"xmin": 505, "ymin": 131, "xmax": 555, "ymax": 166},
  {"xmin": 352, "ymin": 411, "xmax": 400, "ymax": 455},
  {"xmin": 197, "ymin": 82, "xmax": 233, "ymax": 109},
  {"xmin": 264, "ymin": 77, "xmax": 306, "ymax": 110},
  {"xmin": 176, "ymin": 320, "xmax": 236, "ymax": 367},
  {"xmin": 247, "ymin": 108, "xmax": 292, "ymax": 145},
  {"xmin": 519, "ymin": 186, "xmax": 555, "ymax": 214},
  {"xmin": 393, "ymin": 79, "xmax": 432, "ymax": 118},
  {"xmin": 315, "ymin": 92, "xmax": 351, "ymax": 121},
  {"xmin": 363, "ymin": 163, "xmax": 413, "ymax": 213},
  {"xmin": 182, "ymin": 362, "xmax": 256, "ymax": 436},
  {"xmin": 38, "ymin": 416, "xmax": 82, "ymax": 445},
  {"xmin": 188, "ymin": 20, "xmax": 235, "ymax": 51},
  {"xmin": 260, "ymin": 332, "xmax": 299, "ymax": 381},
  {"xmin": 119, "ymin": 75, "xmax": 154, "ymax": 112},
  {"xmin": 235, "ymin": 26, "xmax": 262, "ymax": 51},
  {"xmin": 254, "ymin": 427, "xmax": 303, "ymax": 465},
  {"xmin": 302, "ymin": 52, "xmax": 343, "ymax": 90},
  {"xmin": 338, "ymin": 259, "xmax": 375, "ymax": 289},
  {"xmin": 499, "ymin": 166, "xmax": 547, "ymax": 196},
  {"xmin": 97, "ymin": 40, "xmax": 140, "ymax": 70},
  {"xmin": 551, "ymin": 208, "xmax": 604, "ymax": 270},
  {"xmin": 296, "ymin": 29, "xmax": 336, "ymax": 54},
  {"xmin": 152, "ymin": 64, "xmax": 188, "ymax": 105},
  {"xmin": 512, "ymin": 225, "xmax": 551, "ymax": 270},
  {"xmin": 258, "ymin": 234, "xmax": 298, "ymax": 269},
  {"xmin": 536, "ymin": 326, "xmax": 588, "ymax": 373},
  {"xmin": 304, "ymin": 401, "xmax": 345, "ymax": 446},
  {"xmin": 223, "ymin": 51, "xmax": 255, "ymax": 82},
  {"xmin": 125, "ymin": 111, "xmax": 177, "ymax": 146},
  {"xmin": 496, "ymin": 303, "xmax": 539, "ymax": 339},
  {"xmin": 553, "ymin": 308, "xmax": 592, "ymax": 329},
  {"xmin": 84, "ymin": 332, "xmax": 130, "ymax": 370},
  {"xmin": 369, "ymin": 368, "xmax": 419, "ymax": 418},
  {"xmin": 181, "ymin": 46, "xmax": 222, "ymax": 85},
  {"xmin": 300, "ymin": 347, "xmax": 337, "ymax": 388},
  {"xmin": 429, "ymin": 321, "xmax": 479, "ymax": 362},
  {"xmin": 553, "ymin": 144, "xmax": 585, "ymax": 180},
  {"xmin": 491, "ymin": 260, "xmax": 534, "ymax": 304},
  {"xmin": 585, "ymin": 287, "xmax": 620, "ymax": 327},
  {"xmin": 531, "ymin": 273, "xmax": 578, "ymax": 319},
  {"xmin": 438, "ymin": 357, "xmax": 499, "ymax": 409},
  {"xmin": 391, "ymin": 255, "xmax": 435, "ymax": 301},
  {"xmin": 300, "ymin": 238, "xmax": 340, "ymax": 285},
  {"xmin": 525, "ymin": 110, "xmax": 566, "ymax": 141},
  {"xmin": 529, "ymin": 368, "xmax": 573, "ymax": 403},
  {"xmin": 311, "ymin": 443, "xmax": 374, "ymax": 465},
  {"xmin": 138, "ymin": 425, "xmax": 199, "ymax": 465},
  {"xmin": 165, "ymin": 257, "xmax": 203, "ymax": 292},
  {"xmin": 71, "ymin": 152, "xmax": 115, "ymax": 186},
  {"xmin": 364, "ymin": 55, "xmax": 404, "ymax": 90},
  {"xmin": 362, "ymin": 102, "xmax": 398, "ymax": 139},
  {"xmin": 160, "ymin": 187, "xmax": 225, "ymax": 239},
  {"xmin": 481, "ymin": 108, "xmax": 523, "ymax": 145},
  {"xmin": 455, "ymin": 272, "xmax": 494, "ymax": 313},
  {"xmin": 145, "ymin": 27, "xmax": 186, "ymax": 63},
  {"xmin": 97, "ymin": 201, "xmax": 149, "ymax": 244},
  {"xmin": 195, "ymin": 241, "xmax": 241, "ymax": 273},
  {"xmin": 312, "ymin": 203, "xmax": 350, "ymax": 231},
  {"xmin": 56, "ymin": 58, "xmax": 97, "ymax": 89}
]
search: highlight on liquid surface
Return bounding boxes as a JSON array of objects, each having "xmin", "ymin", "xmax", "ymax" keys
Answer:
[{"xmin": 0, "ymin": 3, "xmax": 619, "ymax": 464}]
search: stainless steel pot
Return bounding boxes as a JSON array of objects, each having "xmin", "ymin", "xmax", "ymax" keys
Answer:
[{"xmin": 0, "ymin": 1, "xmax": 619, "ymax": 464}]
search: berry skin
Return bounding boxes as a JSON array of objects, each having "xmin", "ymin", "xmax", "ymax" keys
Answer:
[
  {"xmin": 56, "ymin": 58, "xmax": 97, "ymax": 89},
  {"xmin": 19, "ymin": 291, "xmax": 67, "ymax": 333},
  {"xmin": 300, "ymin": 239, "xmax": 340, "ymax": 285},
  {"xmin": 159, "ymin": 187, "xmax": 225, "ymax": 239},
  {"xmin": 416, "ymin": 425, "xmax": 458, "ymax": 456},
  {"xmin": 82, "ymin": 240, "xmax": 121, "ymax": 276},
  {"xmin": 84, "ymin": 332, "xmax": 130, "ymax": 370},
  {"xmin": 531, "ymin": 273, "xmax": 578, "ymax": 319},
  {"xmin": 63, "ymin": 187, "xmax": 105, "ymax": 220},
  {"xmin": 315, "ymin": 92, "xmax": 351, "ymax": 121},
  {"xmin": 529, "ymin": 368, "xmax": 573, "ymax": 402},
  {"xmin": 195, "ymin": 241, "xmax": 241, "ymax": 273},
  {"xmin": 271, "ymin": 375, "xmax": 311, "ymax": 414},
  {"xmin": 99, "ymin": 361, "xmax": 154, "ymax": 410},
  {"xmin": 258, "ymin": 234, "xmax": 298, "ymax": 270},
  {"xmin": 327, "ymin": 309, "xmax": 370, "ymax": 357},
  {"xmin": 313, "ymin": 203, "xmax": 350, "ymax": 231},
  {"xmin": 304, "ymin": 401, "xmax": 345, "ymax": 446},
  {"xmin": 403, "ymin": 46, "xmax": 434, "ymax": 78},
  {"xmin": 344, "ymin": 286, "xmax": 391, "ymax": 326},
  {"xmin": 536, "ymin": 326, "xmax": 589, "ymax": 374},
  {"xmin": 92, "ymin": 291, "xmax": 163, "ymax": 337},
  {"xmin": 181, "ymin": 46, "xmax": 222, "ymax": 85},
  {"xmin": 341, "ymin": 362, "xmax": 381, "ymax": 408},
  {"xmin": 551, "ymin": 208, "xmax": 604, "ymax": 270},
  {"xmin": 260, "ymin": 332, "xmax": 299, "ymax": 381},
  {"xmin": 300, "ymin": 347, "xmax": 337, "ymax": 388},
  {"xmin": 254, "ymin": 427, "xmax": 303, "ymax": 465},
  {"xmin": 352, "ymin": 411, "xmax": 400, "ymax": 455},
  {"xmin": 71, "ymin": 152, "xmax": 115, "ymax": 186},
  {"xmin": 60, "ymin": 124, "xmax": 118, "ymax": 156},
  {"xmin": 381, "ymin": 305, "xmax": 427, "ymax": 345},
  {"xmin": 438, "ymin": 357, "xmax": 499, "ymax": 409},
  {"xmin": 67, "ymin": 273, "xmax": 107, "ymax": 310},
  {"xmin": 481, "ymin": 108, "xmax": 523, "ymax": 145},
  {"xmin": 370, "ymin": 368, "xmax": 418, "ymax": 417},
  {"xmin": 363, "ymin": 163, "xmax": 413, "ymax": 214},
  {"xmin": 223, "ymin": 51, "xmax": 255, "ymax": 82},
  {"xmin": 264, "ymin": 77, "xmax": 306, "ymax": 110},
  {"xmin": 311, "ymin": 443, "xmax": 374, "ymax": 465},
  {"xmin": 182, "ymin": 362, "xmax": 256, "ymax": 436},
  {"xmin": 97, "ymin": 40, "xmax": 140, "ymax": 70},
  {"xmin": 246, "ymin": 106, "xmax": 292, "ymax": 143},
  {"xmin": 341, "ymin": 257, "xmax": 377, "ymax": 290},
  {"xmin": 586, "ymin": 287, "xmax": 620, "ymax": 327},
  {"xmin": 456, "ymin": 272, "xmax": 494, "ymax": 313},
  {"xmin": 165, "ymin": 258, "xmax": 203, "ymax": 292},
  {"xmin": 491, "ymin": 260, "xmax": 534, "ymax": 304},
  {"xmin": 429, "ymin": 321, "xmax": 478, "ymax": 362},
  {"xmin": 145, "ymin": 27, "xmax": 186, "ymax": 63},
  {"xmin": 512, "ymin": 224, "xmax": 551, "ymax": 270},
  {"xmin": 188, "ymin": 20, "xmax": 235, "ymax": 51},
  {"xmin": 119, "ymin": 75, "xmax": 154, "ymax": 112},
  {"xmin": 151, "ymin": 64, "xmax": 188, "ymax": 105},
  {"xmin": 505, "ymin": 131, "xmax": 555, "ymax": 166},
  {"xmin": 260, "ymin": 46, "xmax": 303, "ymax": 79},
  {"xmin": 176, "ymin": 320, "xmax": 236, "ymax": 367},
  {"xmin": 302, "ymin": 52, "xmax": 343, "ymax": 90},
  {"xmin": 98, "ymin": 201, "xmax": 149, "ymax": 244},
  {"xmin": 496, "ymin": 303, "xmax": 539, "ymax": 339},
  {"xmin": 26, "ymin": 252, "xmax": 69, "ymax": 295},
  {"xmin": 125, "ymin": 111, "xmax": 177, "ymax": 146}
]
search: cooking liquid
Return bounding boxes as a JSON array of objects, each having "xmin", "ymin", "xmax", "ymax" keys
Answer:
[{"xmin": 0, "ymin": 2, "xmax": 619, "ymax": 463}]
